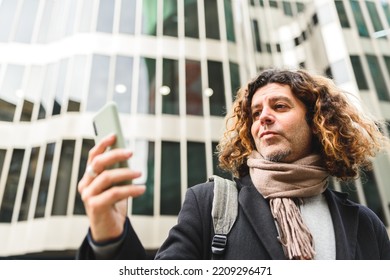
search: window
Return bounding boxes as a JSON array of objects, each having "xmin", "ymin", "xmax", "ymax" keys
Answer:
[
  {"xmin": 18, "ymin": 147, "xmax": 40, "ymax": 221},
  {"xmin": 252, "ymin": 20, "xmax": 262, "ymax": 52},
  {"xmin": 160, "ymin": 141, "xmax": 181, "ymax": 215},
  {"xmin": 162, "ymin": 58, "xmax": 180, "ymax": 115},
  {"xmin": 184, "ymin": 0, "xmax": 199, "ymax": 38},
  {"xmin": 224, "ymin": 0, "xmax": 236, "ymax": 42},
  {"xmin": 208, "ymin": 60, "xmax": 226, "ymax": 116},
  {"xmin": 14, "ymin": 0, "xmax": 39, "ymax": 43},
  {"xmin": 282, "ymin": 1, "xmax": 293, "ymax": 16},
  {"xmin": 35, "ymin": 143, "xmax": 55, "ymax": 218},
  {"xmin": 205, "ymin": 0, "xmax": 220, "ymax": 40},
  {"xmin": 229, "ymin": 62, "xmax": 240, "ymax": 102},
  {"xmin": 68, "ymin": 56, "xmax": 87, "ymax": 112},
  {"xmin": 20, "ymin": 100, "xmax": 34, "ymax": 122},
  {"xmin": 52, "ymin": 140, "xmax": 75, "ymax": 216},
  {"xmin": 163, "ymin": 0, "xmax": 178, "ymax": 37},
  {"xmin": 382, "ymin": 1, "xmax": 390, "ymax": 26},
  {"xmin": 138, "ymin": 57, "xmax": 156, "ymax": 114},
  {"xmin": 366, "ymin": 55, "xmax": 389, "ymax": 101},
  {"xmin": 96, "ymin": 0, "xmax": 115, "ymax": 33},
  {"xmin": 384, "ymin": 56, "xmax": 390, "ymax": 79},
  {"xmin": 119, "ymin": 0, "xmax": 136, "ymax": 34},
  {"xmin": 350, "ymin": 0, "xmax": 369, "ymax": 37},
  {"xmin": 187, "ymin": 141, "xmax": 207, "ymax": 188},
  {"xmin": 365, "ymin": 1, "xmax": 384, "ymax": 33},
  {"xmin": 186, "ymin": 59, "xmax": 203, "ymax": 116},
  {"xmin": 0, "ymin": 149, "xmax": 25, "ymax": 223},
  {"xmin": 53, "ymin": 59, "xmax": 69, "ymax": 115},
  {"xmin": 0, "ymin": 0, "xmax": 18, "ymax": 42},
  {"xmin": 142, "ymin": 0, "xmax": 157, "ymax": 36},
  {"xmin": 350, "ymin": 55, "xmax": 368, "ymax": 90},
  {"xmin": 212, "ymin": 142, "xmax": 230, "ymax": 179},
  {"xmin": 0, "ymin": 64, "xmax": 24, "ymax": 121},
  {"xmin": 335, "ymin": 0, "xmax": 350, "ymax": 28},
  {"xmin": 87, "ymin": 55, "xmax": 110, "ymax": 112},
  {"xmin": 113, "ymin": 56, "xmax": 133, "ymax": 114},
  {"xmin": 132, "ymin": 141, "xmax": 155, "ymax": 215}
]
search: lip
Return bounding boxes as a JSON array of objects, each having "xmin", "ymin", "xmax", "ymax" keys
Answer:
[{"xmin": 260, "ymin": 131, "xmax": 278, "ymax": 138}]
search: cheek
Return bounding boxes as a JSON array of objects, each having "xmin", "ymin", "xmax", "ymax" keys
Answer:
[{"xmin": 251, "ymin": 122, "xmax": 259, "ymax": 139}]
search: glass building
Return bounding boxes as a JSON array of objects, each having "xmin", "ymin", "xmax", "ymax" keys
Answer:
[{"xmin": 0, "ymin": 0, "xmax": 389, "ymax": 258}]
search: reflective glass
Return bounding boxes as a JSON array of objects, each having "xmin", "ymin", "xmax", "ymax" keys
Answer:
[
  {"xmin": 20, "ymin": 100, "xmax": 34, "ymax": 122},
  {"xmin": 163, "ymin": 0, "xmax": 178, "ymax": 37},
  {"xmin": 78, "ymin": 0, "xmax": 94, "ymax": 32},
  {"xmin": 37, "ymin": 0, "xmax": 55, "ymax": 43},
  {"xmin": 1, "ymin": 64, "xmax": 24, "ymax": 105},
  {"xmin": 52, "ymin": 140, "xmax": 75, "ymax": 216},
  {"xmin": 184, "ymin": 0, "xmax": 199, "ymax": 38},
  {"xmin": 0, "ymin": 149, "xmax": 25, "ymax": 223},
  {"xmin": 87, "ymin": 55, "xmax": 110, "ymax": 112},
  {"xmin": 0, "ymin": 0, "xmax": 18, "ymax": 42},
  {"xmin": 14, "ymin": 0, "xmax": 39, "ymax": 43},
  {"xmin": 53, "ymin": 59, "xmax": 69, "ymax": 115},
  {"xmin": 205, "ymin": 0, "xmax": 220, "ymax": 40},
  {"xmin": 384, "ymin": 56, "xmax": 390, "ymax": 78},
  {"xmin": 0, "ymin": 149, "xmax": 5, "ymax": 178},
  {"xmin": 366, "ymin": 55, "xmax": 389, "ymax": 101},
  {"xmin": 18, "ymin": 147, "xmax": 40, "ymax": 221},
  {"xmin": 162, "ymin": 58, "xmax": 180, "ymax": 115},
  {"xmin": 282, "ymin": 1, "xmax": 293, "ymax": 16},
  {"xmin": 35, "ymin": 143, "xmax": 55, "ymax": 218},
  {"xmin": 96, "ymin": 0, "xmax": 115, "ymax": 33},
  {"xmin": 132, "ymin": 141, "xmax": 155, "ymax": 215},
  {"xmin": 119, "ymin": 0, "xmax": 136, "ymax": 34},
  {"xmin": 382, "ymin": 1, "xmax": 390, "ymax": 26},
  {"xmin": 68, "ymin": 56, "xmax": 87, "ymax": 111},
  {"xmin": 208, "ymin": 60, "xmax": 226, "ymax": 116},
  {"xmin": 224, "ymin": 0, "xmax": 235, "ymax": 42},
  {"xmin": 187, "ymin": 141, "xmax": 207, "ymax": 188},
  {"xmin": 350, "ymin": 0, "xmax": 369, "ymax": 37},
  {"xmin": 113, "ymin": 56, "xmax": 133, "ymax": 114},
  {"xmin": 365, "ymin": 1, "xmax": 384, "ymax": 33},
  {"xmin": 350, "ymin": 55, "xmax": 368, "ymax": 90},
  {"xmin": 335, "ymin": 0, "xmax": 350, "ymax": 28},
  {"xmin": 252, "ymin": 20, "xmax": 262, "ymax": 52},
  {"xmin": 142, "ymin": 0, "xmax": 157, "ymax": 36},
  {"xmin": 40, "ymin": 63, "xmax": 57, "ymax": 119},
  {"xmin": 185, "ymin": 59, "xmax": 203, "ymax": 116},
  {"xmin": 229, "ymin": 62, "xmax": 240, "ymax": 102},
  {"xmin": 64, "ymin": 0, "xmax": 78, "ymax": 36},
  {"xmin": 160, "ymin": 141, "xmax": 181, "ymax": 215},
  {"xmin": 138, "ymin": 57, "xmax": 156, "ymax": 114}
]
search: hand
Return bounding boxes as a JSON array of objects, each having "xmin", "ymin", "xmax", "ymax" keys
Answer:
[{"xmin": 78, "ymin": 134, "xmax": 146, "ymax": 242}]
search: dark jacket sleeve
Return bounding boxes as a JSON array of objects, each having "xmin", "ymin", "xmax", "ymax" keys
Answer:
[
  {"xmin": 155, "ymin": 183, "xmax": 214, "ymax": 259},
  {"xmin": 76, "ymin": 218, "xmax": 147, "ymax": 260}
]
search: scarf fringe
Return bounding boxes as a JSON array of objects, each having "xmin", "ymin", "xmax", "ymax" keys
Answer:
[{"xmin": 270, "ymin": 198, "xmax": 316, "ymax": 260}]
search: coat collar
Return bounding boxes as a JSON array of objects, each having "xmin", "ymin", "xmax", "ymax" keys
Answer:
[{"xmin": 235, "ymin": 175, "xmax": 360, "ymax": 260}]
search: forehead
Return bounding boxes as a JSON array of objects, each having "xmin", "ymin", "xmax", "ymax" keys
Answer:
[{"xmin": 251, "ymin": 83, "xmax": 295, "ymax": 104}]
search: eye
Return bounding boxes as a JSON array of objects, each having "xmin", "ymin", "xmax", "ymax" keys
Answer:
[
  {"xmin": 274, "ymin": 103, "xmax": 289, "ymax": 111},
  {"xmin": 252, "ymin": 110, "xmax": 262, "ymax": 121}
]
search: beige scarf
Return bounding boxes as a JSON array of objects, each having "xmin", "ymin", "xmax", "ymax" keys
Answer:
[{"xmin": 247, "ymin": 151, "xmax": 328, "ymax": 260}]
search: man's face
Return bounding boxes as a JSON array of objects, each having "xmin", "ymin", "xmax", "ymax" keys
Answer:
[{"xmin": 250, "ymin": 83, "xmax": 313, "ymax": 163}]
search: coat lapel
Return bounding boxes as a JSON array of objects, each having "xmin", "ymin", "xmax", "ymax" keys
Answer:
[{"xmin": 237, "ymin": 176, "xmax": 286, "ymax": 259}]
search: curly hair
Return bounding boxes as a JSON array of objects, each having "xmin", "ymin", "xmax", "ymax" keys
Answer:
[{"xmin": 217, "ymin": 68, "xmax": 389, "ymax": 180}]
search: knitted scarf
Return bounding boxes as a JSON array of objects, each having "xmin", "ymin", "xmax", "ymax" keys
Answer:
[{"xmin": 247, "ymin": 151, "xmax": 328, "ymax": 260}]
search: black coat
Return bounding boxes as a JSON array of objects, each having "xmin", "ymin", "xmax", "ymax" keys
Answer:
[{"xmin": 77, "ymin": 175, "xmax": 390, "ymax": 260}]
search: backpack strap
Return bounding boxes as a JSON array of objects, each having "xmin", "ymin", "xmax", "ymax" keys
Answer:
[{"xmin": 209, "ymin": 175, "xmax": 238, "ymax": 256}]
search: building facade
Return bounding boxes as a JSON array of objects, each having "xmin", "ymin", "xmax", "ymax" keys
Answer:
[{"xmin": 0, "ymin": 0, "xmax": 389, "ymax": 258}]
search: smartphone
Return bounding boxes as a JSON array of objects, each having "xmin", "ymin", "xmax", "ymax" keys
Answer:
[{"xmin": 92, "ymin": 101, "xmax": 131, "ymax": 184}]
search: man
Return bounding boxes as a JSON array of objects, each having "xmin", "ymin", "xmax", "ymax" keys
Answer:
[{"xmin": 77, "ymin": 68, "xmax": 390, "ymax": 260}]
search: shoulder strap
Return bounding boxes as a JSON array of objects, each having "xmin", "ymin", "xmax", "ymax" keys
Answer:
[{"xmin": 209, "ymin": 175, "xmax": 238, "ymax": 256}]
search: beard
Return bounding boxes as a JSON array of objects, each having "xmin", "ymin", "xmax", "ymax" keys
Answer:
[{"xmin": 261, "ymin": 149, "xmax": 291, "ymax": 162}]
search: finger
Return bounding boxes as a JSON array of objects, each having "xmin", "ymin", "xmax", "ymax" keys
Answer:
[{"xmin": 87, "ymin": 133, "xmax": 117, "ymax": 164}]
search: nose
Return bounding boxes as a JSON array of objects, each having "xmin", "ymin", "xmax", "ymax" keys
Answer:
[{"xmin": 259, "ymin": 107, "xmax": 275, "ymax": 126}]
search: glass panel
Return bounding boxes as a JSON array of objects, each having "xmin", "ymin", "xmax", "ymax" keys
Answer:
[
  {"xmin": 64, "ymin": 0, "xmax": 78, "ymax": 36},
  {"xmin": 37, "ymin": 0, "xmax": 55, "ymax": 43},
  {"xmin": 384, "ymin": 56, "xmax": 390, "ymax": 78},
  {"xmin": 184, "ymin": 0, "xmax": 199, "ymax": 38},
  {"xmin": 335, "ymin": 0, "xmax": 350, "ymax": 28},
  {"xmin": 0, "ymin": 149, "xmax": 6, "ymax": 177},
  {"xmin": 39, "ymin": 63, "xmax": 57, "ymax": 119},
  {"xmin": 350, "ymin": 0, "xmax": 369, "ymax": 37},
  {"xmin": 25, "ymin": 65, "xmax": 45, "ymax": 106},
  {"xmin": 269, "ymin": 0, "xmax": 278, "ymax": 8},
  {"xmin": 20, "ymin": 100, "xmax": 34, "ymax": 122},
  {"xmin": 96, "ymin": 0, "xmax": 115, "ymax": 33},
  {"xmin": 162, "ymin": 58, "xmax": 180, "ymax": 115},
  {"xmin": 212, "ymin": 142, "xmax": 231, "ymax": 179},
  {"xmin": 208, "ymin": 60, "xmax": 226, "ymax": 116},
  {"xmin": 297, "ymin": 2, "xmax": 305, "ymax": 13},
  {"xmin": 366, "ymin": 55, "xmax": 390, "ymax": 101},
  {"xmin": 187, "ymin": 141, "xmax": 207, "ymax": 188},
  {"xmin": 252, "ymin": 20, "xmax": 262, "ymax": 52},
  {"xmin": 0, "ymin": 149, "xmax": 25, "ymax": 223},
  {"xmin": 339, "ymin": 180, "xmax": 359, "ymax": 203},
  {"xmin": 52, "ymin": 140, "xmax": 75, "ymax": 216},
  {"xmin": 163, "ymin": 0, "xmax": 178, "ymax": 37},
  {"xmin": 113, "ymin": 56, "xmax": 133, "ymax": 114},
  {"xmin": 330, "ymin": 59, "xmax": 349, "ymax": 85},
  {"xmin": 74, "ymin": 139, "xmax": 94, "ymax": 215},
  {"xmin": 361, "ymin": 170, "xmax": 387, "ymax": 226},
  {"xmin": 142, "ymin": 0, "xmax": 157, "ymax": 36},
  {"xmin": 382, "ymin": 1, "xmax": 390, "ymax": 26},
  {"xmin": 229, "ymin": 62, "xmax": 240, "ymax": 102},
  {"xmin": 35, "ymin": 143, "xmax": 55, "ymax": 218},
  {"xmin": 0, "ymin": 99, "xmax": 16, "ymax": 122},
  {"xmin": 138, "ymin": 57, "xmax": 156, "ymax": 114},
  {"xmin": 186, "ymin": 59, "xmax": 203, "ymax": 116},
  {"xmin": 53, "ymin": 59, "xmax": 69, "ymax": 116},
  {"xmin": 365, "ymin": 1, "xmax": 384, "ymax": 33},
  {"xmin": 119, "ymin": 0, "xmax": 136, "ymax": 34},
  {"xmin": 18, "ymin": 147, "xmax": 40, "ymax": 221},
  {"xmin": 282, "ymin": 1, "xmax": 293, "ymax": 16},
  {"xmin": 13, "ymin": 0, "xmax": 39, "ymax": 43},
  {"xmin": 78, "ymin": 0, "xmax": 94, "ymax": 32},
  {"xmin": 160, "ymin": 141, "xmax": 181, "ymax": 215},
  {"xmin": 0, "ymin": 0, "xmax": 18, "ymax": 42},
  {"xmin": 1, "ymin": 64, "xmax": 24, "ymax": 106},
  {"xmin": 132, "ymin": 141, "xmax": 155, "ymax": 215},
  {"xmin": 224, "ymin": 0, "xmax": 235, "ymax": 42},
  {"xmin": 86, "ymin": 54, "xmax": 110, "ymax": 112},
  {"xmin": 205, "ymin": 0, "xmax": 220, "ymax": 40},
  {"xmin": 350, "ymin": 55, "xmax": 368, "ymax": 90}
]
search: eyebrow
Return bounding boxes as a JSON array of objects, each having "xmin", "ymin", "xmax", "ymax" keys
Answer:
[{"xmin": 251, "ymin": 95, "xmax": 294, "ymax": 110}]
